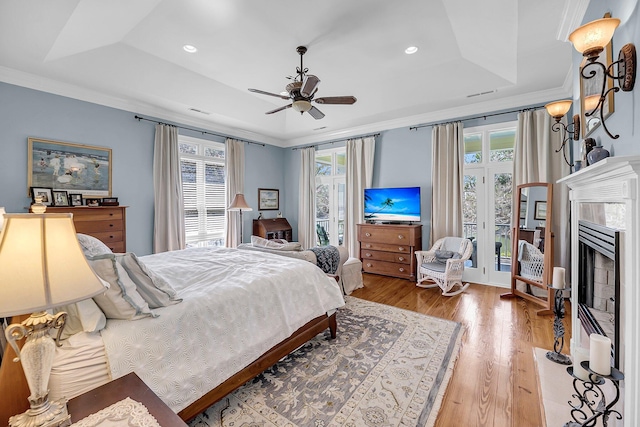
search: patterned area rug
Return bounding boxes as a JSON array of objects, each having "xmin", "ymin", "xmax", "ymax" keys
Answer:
[{"xmin": 189, "ymin": 297, "xmax": 463, "ymax": 427}]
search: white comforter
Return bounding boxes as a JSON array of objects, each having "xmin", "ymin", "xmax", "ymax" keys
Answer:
[{"xmin": 100, "ymin": 247, "xmax": 345, "ymax": 412}]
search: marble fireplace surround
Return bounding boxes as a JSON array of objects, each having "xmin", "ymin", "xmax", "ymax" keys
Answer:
[{"xmin": 559, "ymin": 156, "xmax": 640, "ymax": 427}]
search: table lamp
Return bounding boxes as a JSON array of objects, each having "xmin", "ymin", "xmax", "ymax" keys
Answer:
[
  {"xmin": 0, "ymin": 213, "xmax": 106, "ymax": 427},
  {"xmin": 228, "ymin": 193, "xmax": 253, "ymax": 245}
]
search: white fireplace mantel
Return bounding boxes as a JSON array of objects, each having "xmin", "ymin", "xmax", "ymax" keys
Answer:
[{"xmin": 558, "ymin": 155, "xmax": 640, "ymax": 427}]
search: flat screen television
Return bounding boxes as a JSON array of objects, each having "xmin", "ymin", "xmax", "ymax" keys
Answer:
[{"xmin": 364, "ymin": 186, "xmax": 421, "ymax": 223}]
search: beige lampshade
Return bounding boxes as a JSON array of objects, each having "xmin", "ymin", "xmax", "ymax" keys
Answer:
[
  {"xmin": 228, "ymin": 193, "xmax": 253, "ymax": 211},
  {"xmin": 584, "ymin": 94, "xmax": 601, "ymax": 112},
  {"xmin": 0, "ymin": 207, "xmax": 5, "ymax": 231},
  {"xmin": 545, "ymin": 100, "xmax": 573, "ymax": 119},
  {"xmin": 569, "ymin": 18, "xmax": 620, "ymax": 57},
  {"xmin": 0, "ymin": 213, "xmax": 106, "ymax": 318}
]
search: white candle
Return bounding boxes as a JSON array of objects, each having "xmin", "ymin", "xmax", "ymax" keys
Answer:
[
  {"xmin": 589, "ymin": 334, "xmax": 612, "ymax": 376},
  {"xmin": 552, "ymin": 267, "xmax": 565, "ymax": 289},
  {"xmin": 573, "ymin": 347, "xmax": 591, "ymax": 381}
]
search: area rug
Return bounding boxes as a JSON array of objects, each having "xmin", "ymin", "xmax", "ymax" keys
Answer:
[{"xmin": 189, "ymin": 296, "xmax": 463, "ymax": 427}]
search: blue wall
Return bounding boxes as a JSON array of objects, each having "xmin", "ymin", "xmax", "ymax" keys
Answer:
[{"xmin": 0, "ymin": 82, "xmax": 284, "ymax": 255}]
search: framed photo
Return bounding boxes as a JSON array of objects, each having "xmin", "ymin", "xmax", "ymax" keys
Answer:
[
  {"xmin": 101, "ymin": 197, "xmax": 119, "ymax": 206},
  {"xmin": 69, "ymin": 193, "xmax": 83, "ymax": 206},
  {"xmin": 580, "ymin": 12, "xmax": 615, "ymax": 137},
  {"xmin": 28, "ymin": 137, "xmax": 112, "ymax": 197},
  {"xmin": 52, "ymin": 190, "xmax": 70, "ymax": 206},
  {"xmin": 30, "ymin": 187, "xmax": 54, "ymax": 206},
  {"xmin": 258, "ymin": 188, "xmax": 279, "ymax": 210},
  {"xmin": 85, "ymin": 198, "xmax": 101, "ymax": 207},
  {"xmin": 534, "ymin": 201, "xmax": 547, "ymax": 220}
]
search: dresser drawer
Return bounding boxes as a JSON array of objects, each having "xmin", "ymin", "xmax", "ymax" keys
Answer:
[
  {"xmin": 71, "ymin": 208, "xmax": 123, "ymax": 222},
  {"xmin": 361, "ymin": 249, "xmax": 411, "ymax": 264},
  {"xmin": 74, "ymin": 220, "xmax": 123, "ymax": 234},
  {"xmin": 360, "ymin": 241, "xmax": 411, "ymax": 254},
  {"xmin": 359, "ymin": 226, "xmax": 415, "ymax": 244},
  {"xmin": 106, "ymin": 242, "xmax": 126, "ymax": 253},
  {"xmin": 362, "ymin": 259, "xmax": 413, "ymax": 279},
  {"xmin": 87, "ymin": 230, "xmax": 124, "ymax": 244}
]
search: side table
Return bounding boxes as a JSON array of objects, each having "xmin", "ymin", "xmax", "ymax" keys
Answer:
[{"xmin": 67, "ymin": 373, "xmax": 187, "ymax": 426}]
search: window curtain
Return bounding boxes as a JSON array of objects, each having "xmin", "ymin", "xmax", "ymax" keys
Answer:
[
  {"xmin": 430, "ymin": 122, "xmax": 464, "ymax": 246},
  {"xmin": 225, "ymin": 138, "xmax": 245, "ymax": 248},
  {"xmin": 514, "ymin": 109, "xmax": 570, "ymax": 270},
  {"xmin": 298, "ymin": 147, "xmax": 316, "ymax": 249},
  {"xmin": 345, "ymin": 136, "xmax": 376, "ymax": 258},
  {"xmin": 153, "ymin": 124, "xmax": 185, "ymax": 253}
]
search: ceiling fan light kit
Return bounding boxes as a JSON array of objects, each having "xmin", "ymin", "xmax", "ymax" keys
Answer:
[{"xmin": 248, "ymin": 46, "xmax": 357, "ymax": 119}]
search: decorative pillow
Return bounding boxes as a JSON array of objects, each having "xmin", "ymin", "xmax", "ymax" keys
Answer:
[
  {"xmin": 114, "ymin": 253, "xmax": 181, "ymax": 309},
  {"xmin": 88, "ymin": 254, "xmax": 156, "ymax": 320},
  {"xmin": 77, "ymin": 233, "xmax": 112, "ymax": 257},
  {"xmin": 53, "ymin": 298, "xmax": 107, "ymax": 340},
  {"xmin": 251, "ymin": 235, "xmax": 302, "ymax": 251},
  {"xmin": 434, "ymin": 250, "xmax": 461, "ymax": 264}
]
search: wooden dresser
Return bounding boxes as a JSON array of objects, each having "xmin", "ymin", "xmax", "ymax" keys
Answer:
[
  {"xmin": 358, "ymin": 223, "xmax": 422, "ymax": 280},
  {"xmin": 253, "ymin": 218, "xmax": 293, "ymax": 241},
  {"xmin": 46, "ymin": 206, "xmax": 127, "ymax": 252}
]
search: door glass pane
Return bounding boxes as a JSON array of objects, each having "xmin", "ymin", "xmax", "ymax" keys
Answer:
[
  {"xmin": 336, "ymin": 153, "xmax": 346, "ymax": 175},
  {"xmin": 464, "ymin": 133, "xmax": 482, "ymax": 164},
  {"xmin": 463, "ymin": 174, "xmax": 478, "ymax": 268},
  {"xmin": 337, "ymin": 182, "xmax": 345, "ymax": 245},
  {"xmin": 489, "ymin": 129, "xmax": 515, "ymax": 162},
  {"xmin": 316, "ymin": 183, "xmax": 330, "ymax": 245},
  {"xmin": 494, "ymin": 172, "xmax": 512, "ymax": 272},
  {"xmin": 316, "ymin": 155, "xmax": 332, "ymax": 176}
]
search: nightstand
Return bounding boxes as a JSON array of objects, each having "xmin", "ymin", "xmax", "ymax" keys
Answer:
[{"xmin": 67, "ymin": 373, "xmax": 187, "ymax": 426}]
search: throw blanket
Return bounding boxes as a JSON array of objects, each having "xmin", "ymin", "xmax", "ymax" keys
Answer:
[{"xmin": 309, "ymin": 245, "xmax": 340, "ymax": 274}]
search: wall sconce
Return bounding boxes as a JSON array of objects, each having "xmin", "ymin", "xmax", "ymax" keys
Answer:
[
  {"xmin": 544, "ymin": 100, "xmax": 580, "ymax": 166},
  {"xmin": 569, "ymin": 17, "xmax": 636, "ymax": 139}
]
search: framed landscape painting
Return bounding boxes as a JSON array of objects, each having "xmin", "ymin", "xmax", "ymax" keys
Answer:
[
  {"xmin": 28, "ymin": 138, "xmax": 112, "ymax": 197},
  {"xmin": 258, "ymin": 188, "xmax": 279, "ymax": 210}
]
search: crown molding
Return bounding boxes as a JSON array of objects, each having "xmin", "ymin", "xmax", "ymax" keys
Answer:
[{"xmin": 557, "ymin": 0, "xmax": 590, "ymax": 41}]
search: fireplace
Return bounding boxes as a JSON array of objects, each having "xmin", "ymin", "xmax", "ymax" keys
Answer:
[{"xmin": 577, "ymin": 220, "xmax": 620, "ymax": 368}]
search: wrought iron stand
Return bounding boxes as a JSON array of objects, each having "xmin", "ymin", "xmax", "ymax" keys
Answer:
[
  {"xmin": 546, "ymin": 286, "xmax": 572, "ymax": 365},
  {"xmin": 563, "ymin": 362, "xmax": 624, "ymax": 427}
]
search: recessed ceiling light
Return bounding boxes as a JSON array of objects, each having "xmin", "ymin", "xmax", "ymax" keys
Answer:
[
  {"xmin": 405, "ymin": 46, "xmax": 418, "ymax": 55},
  {"xmin": 183, "ymin": 45, "xmax": 198, "ymax": 53}
]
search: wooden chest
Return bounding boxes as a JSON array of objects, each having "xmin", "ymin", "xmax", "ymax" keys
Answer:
[
  {"xmin": 46, "ymin": 206, "xmax": 127, "ymax": 252},
  {"xmin": 358, "ymin": 223, "xmax": 422, "ymax": 280}
]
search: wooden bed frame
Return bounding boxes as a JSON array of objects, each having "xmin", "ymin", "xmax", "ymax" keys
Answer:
[{"xmin": 0, "ymin": 312, "xmax": 337, "ymax": 424}]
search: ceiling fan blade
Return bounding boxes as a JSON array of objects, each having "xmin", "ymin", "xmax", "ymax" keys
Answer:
[
  {"xmin": 249, "ymin": 88, "xmax": 290, "ymax": 100},
  {"xmin": 308, "ymin": 106, "xmax": 325, "ymax": 120},
  {"xmin": 315, "ymin": 96, "xmax": 357, "ymax": 105},
  {"xmin": 265, "ymin": 104, "xmax": 292, "ymax": 114},
  {"xmin": 301, "ymin": 75, "xmax": 321, "ymax": 97}
]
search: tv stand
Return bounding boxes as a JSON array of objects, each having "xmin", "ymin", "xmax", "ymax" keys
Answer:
[{"xmin": 357, "ymin": 223, "xmax": 422, "ymax": 280}]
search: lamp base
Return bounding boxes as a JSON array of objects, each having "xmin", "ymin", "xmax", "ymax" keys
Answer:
[{"xmin": 9, "ymin": 398, "xmax": 71, "ymax": 427}]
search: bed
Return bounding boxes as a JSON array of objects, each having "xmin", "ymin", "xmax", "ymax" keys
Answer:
[{"xmin": 0, "ymin": 242, "xmax": 345, "ymax": 423}]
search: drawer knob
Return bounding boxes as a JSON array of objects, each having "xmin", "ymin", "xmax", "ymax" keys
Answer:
[
  {"xmin": 366, "ymin": 263, "xmax": 372, "ymax": 268},
  {"xmin": 365, "ymin": 253, "xmax": 372, "ymax": 257},
  {"xmin": 398, "ymin": 256, "xmax": 404, "ymax": 261},
  {"xmin": 398, "ymin": 247, "xmax": 405, "ymax": 251},
  {"xmin": 109, "ymin": 224, "xmax": 114, "ymax": 227},
  {"xmin": 399, "ymin": 267, "xmax": 405, "ymax": 272},
  {"xmin": 109, "ymin": 213, "xmax": 114, "ymax": 216},
  {"xmin": 365, "ymin": 232, "xmax": 371, "ymax": 237},
  {"xmin": 398, "ymin": 234, "xmax": 404, "ymax": 239},
  {"xmin": 365, "ymin": 244, "xmax": 372, "ymax": 248}
]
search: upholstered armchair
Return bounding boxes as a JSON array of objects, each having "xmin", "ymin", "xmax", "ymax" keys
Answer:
[{"xmin": 415, "ymin": 237, "xmax": 473, "ymax": 296}]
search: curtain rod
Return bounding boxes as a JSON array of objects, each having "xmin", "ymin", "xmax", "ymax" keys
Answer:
[
  {"xmin": 134, "ymin": 115, "xmax": 265, "ymax": 146},
  {"xmin": 409, "ymin": 106, "xmax": 540, "ymax": 131},
  {"xmin": 292, "ymin": 132, "xmax": 380, "ymax": 150}
]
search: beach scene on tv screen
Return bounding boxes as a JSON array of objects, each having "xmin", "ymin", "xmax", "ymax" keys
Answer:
[{"xmin": 364, "ymin": 187, "xmax": 420, "ymax": 222}]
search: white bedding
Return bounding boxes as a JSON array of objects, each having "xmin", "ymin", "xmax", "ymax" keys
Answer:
[{"xmin": 95, "ymin": 247, "xmax": 344, "ymax": 413}]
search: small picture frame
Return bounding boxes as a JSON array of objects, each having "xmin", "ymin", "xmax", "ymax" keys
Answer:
[
  {"xmin": 101, "ymin": 197, "xmax": 119, "ymax": 206},
  {"xmin": 30, "ymin": 187, "xmax": 54, "ymax": 206},
  {"xmin": 85, "ymin": 198, "xmax": 101, "ymax": 207},
  {"xmin": 69, "ymin": 193, "xmax": 83, "ymax": 207},
  {"xmin": 534, "ymin": 201, "xmax": 547, "ymax": 220},
  {"xmin": 258, "ymin": 188, "xmax": 279, "ymax": 210},
  {"xmin": 52, "ymin": 190, "xmax": 70, "ymax": 206}
]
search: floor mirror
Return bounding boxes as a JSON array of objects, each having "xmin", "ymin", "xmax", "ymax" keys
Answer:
[{"xmin": 501, "ymin": 182, "xmax": 554, "ymax": 314}]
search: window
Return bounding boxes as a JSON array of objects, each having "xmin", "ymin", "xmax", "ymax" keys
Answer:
[
  {"xmin": 179, "ymin": 135, "xmax": 226, "ymax": 247},
  {"xmin": 315, "ymin": 148, "xmax": 345, "ymax": 246}
]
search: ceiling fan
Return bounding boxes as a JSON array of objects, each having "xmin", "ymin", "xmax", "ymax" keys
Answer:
[{"xmin": 248, "ymin": 46, "xmax": 357, "ymax": 120}]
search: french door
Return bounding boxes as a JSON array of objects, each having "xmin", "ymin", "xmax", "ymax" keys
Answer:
[
  {"xmin": 462, "ymin": 123, "xmax": 515, "ymax": 287},
  {"xmin": 315, "ymin": 148, "xmax": 345, "ymax": 246}
]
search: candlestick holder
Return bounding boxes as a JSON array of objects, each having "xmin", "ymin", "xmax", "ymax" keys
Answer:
[
  {"xmin": 546, "ymin": 286, "xmax": 572, "ymax": 365},
  {"xmin": 563, "ymin": 361, "xmax": 624, "ymax": 427}
]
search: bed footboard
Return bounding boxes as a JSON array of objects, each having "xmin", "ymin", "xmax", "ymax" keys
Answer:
[{"xmin": 178, "ymin": 311, "xmax": 337, "ymax": 421}]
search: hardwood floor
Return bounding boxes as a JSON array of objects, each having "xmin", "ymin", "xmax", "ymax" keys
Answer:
[{"xmin": 350, "ymin": 273, "xmax": 571, "ymax": 427}]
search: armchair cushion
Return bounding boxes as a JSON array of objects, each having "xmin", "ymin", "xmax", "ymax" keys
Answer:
[
  {"xmin": 434, "ymin": 250, "xmax": 462, "ymax": 264},
  {"xmin": 420, "ymin": 262, "xmax": 447, "ymax": 273}
]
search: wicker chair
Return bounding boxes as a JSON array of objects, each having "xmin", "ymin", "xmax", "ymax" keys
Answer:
[
  {"xmin": 517, "ymin": 240, "xmax": 544, "ymax": 282},
  {"xmin": 415, "ymin": 237, "xmax": 473, "ymax": 296}
]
